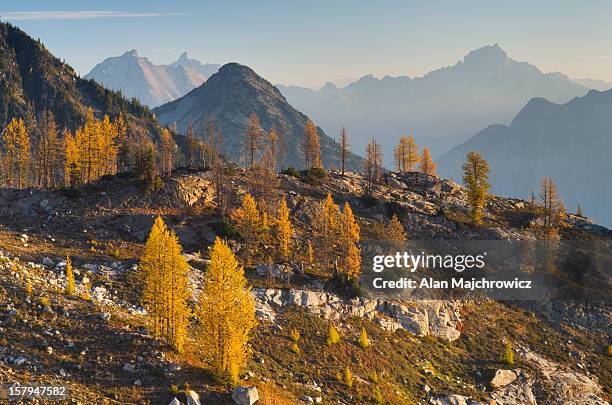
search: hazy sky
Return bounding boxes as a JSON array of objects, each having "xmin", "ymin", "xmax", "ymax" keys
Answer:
[{"xmin": 1, "ymin": 0, "xmax": 611, "ymax": 88}]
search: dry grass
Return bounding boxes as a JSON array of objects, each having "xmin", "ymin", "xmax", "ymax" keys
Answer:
[{"xmin": 256, "ymin": 381, "xmax": 298, "ymax": 405}]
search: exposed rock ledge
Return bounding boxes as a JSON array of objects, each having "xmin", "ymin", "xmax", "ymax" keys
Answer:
[{"xmin": 252, "ymin": 288, "xmax": 463, "ymax": 341}]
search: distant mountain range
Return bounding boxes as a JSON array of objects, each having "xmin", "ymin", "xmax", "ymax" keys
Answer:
[
  {"xmin": 277, "ymin": 44, "xmax": 591, "ymax": 162},
  {"xmin": 437, "ymin": 89, "xmax": 612, "ymax": 227},
  {"xmin": 85, "ymin": 50, "xmax": 221, "ymax": 107},
  {"xmin": 571, "ymin": 78, "xmax": 612, "ymax": 91},
  {"xmin": 0, "ymin": 22, "xmax": 160, "ymax": 138},
  {"xmin": 153, "ymin": 63, "xmax": 363, "ymax": 171}
]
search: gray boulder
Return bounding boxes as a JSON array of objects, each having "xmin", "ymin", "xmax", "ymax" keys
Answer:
[
  {"xmin": 232, "ymin": 386, "xmax": 259, "ymax": 405},
  {"xmin": 490, "ymin": 369, "xmax": 517, "ymax": 388},
  {"xmin": 185, "ymin": 390, "xmax": 201, "ymax": 405}
]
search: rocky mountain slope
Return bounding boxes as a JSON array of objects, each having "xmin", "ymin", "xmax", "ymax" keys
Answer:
[
  {"xmin": 0, "ymin": 167, "xmax": 609, "ymax": 404},
  {"xmin": 154, "ymin": 63, "xmax": 363, "ymax": 171},
  {"xmin": 437, "ymin": 88, "xmax": 612, "ymax": 228},
  {"xmin": 85, "ymin": 50, "xmax": 221, "ymax": 107},
  {"xmin": 0, "ymin": 22, "xmax": 161, "ymax": 137},
  {"xmin": 278, "ymin": 44, "xmax": 589, "ymax": 161},
  {"xmin": 169, "ymin": 52, "xmax": 220, "ymax": 78}
]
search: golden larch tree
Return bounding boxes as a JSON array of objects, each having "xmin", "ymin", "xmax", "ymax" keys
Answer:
[
  {"xmin": 198, "ymin": 237, "xmax": 257, "ymax": 385},
  {"xmin": 65, "ymin": 255, "xmax": 76, "ymax": 296},
  {"xmin": 82, "ymin": 108, "xmax": 99, "ymax": 182},
  {"xmin": 139, "ymin": 216, "xmax": 191, "ymax": 352},
  {"xmin": 63, "ymin": 129, "xmax": 82, "ymax": 187},
  {"xmin": 159, "ymin": 127, "xmax": 175, "ymax": 178},
  {"xmin": 327, "ymin": 324, "xmax": 341, "ymax": 346},
  {"xmin": 462, "ymin": 151, "xmax": 490, "ymax": 224},
  {"xmin": 303, "ymin": 119, "xmax": 322, "ymax": 171},
  {"xmin": 36, "ymin": 110, "xmax": 61, "ymax": 188},
  {"xmin": 393, "ymin": 135, "xmax": 409, "ymax": 173},
  {"xmin": 386, "ymin": 214, "xmax": 407, "ymax": 240},
  {"xmin": 359, "ymin": 327, "xmax": 370, "ymax": 348},
  {"xmin": 1, "ymin": 117, "xmax": 22, "ymax": 187},
  {"xmin": 307, "ymin": 240, "xmax": 314, "ymax": 264},
  {"xmin": 338, "ymin": 202, "xmax": 361, "ymax": 282},
  {"xmin": 16, "ymin": 119, "xmax": 31, "ymax": 189},
  {"xmin": 230, "ymin": 193, "xmax": 263, "ymax": 265},
  {"xmin": 420, "ymin": 146, "xmax": 437, "ymax": 176},
  {"xmin": 274, "ymin": 196, "xmax": 293, "ymax": 261},
  {"xmin": 315, "ymin": 193, "xmax": 340, "ymax": 269},
  {"xmin": 406, "ymin": 135, "xmax": 420, "ymax": 171}
]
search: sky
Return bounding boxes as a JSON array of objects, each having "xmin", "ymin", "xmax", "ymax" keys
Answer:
[{"xmin": 1, "ymin": 0, "xmax": 611, "ymax": 89}]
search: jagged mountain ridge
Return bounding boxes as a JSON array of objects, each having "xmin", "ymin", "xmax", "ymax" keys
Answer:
[
  {"xmin": 85, "ymin": 50, "xmax": 221, "ymax": 107},
  {"xmin": 572, "ymin": 78, "xmax": 612, "ymax": 91},
  {"xmin": 277, "ymin": 44, "xmax": 589, "ymax": 162},
  {"xmin": 0, "ymin": 22, "xmax": 161, "ymax": 138},
  {"xmin": 153, "ymin": 63, "xmax": 364, "ymax": 171},
  {"xmin": 437, "ymin": 89, "xmax": 612, "ymax": 227},
  {"xmin": 169, "ymin": 51, "xmax": 220, "ymax": 78}
]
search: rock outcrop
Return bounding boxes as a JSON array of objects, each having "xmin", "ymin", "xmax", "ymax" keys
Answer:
[{"xmin": 253, "ymin": 287, "xmax": 463, "ymax": 341}]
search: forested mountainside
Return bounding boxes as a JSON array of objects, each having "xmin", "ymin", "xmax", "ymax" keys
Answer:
[{"xmin": 0, "ymin": 22, "xmax": 161, "ymax": 138}]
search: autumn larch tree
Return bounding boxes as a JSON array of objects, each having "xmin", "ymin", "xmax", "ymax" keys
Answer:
[
  {"xmin": 327, "ymin": 324, "xmax": 341, "ymax": 346},
  {"xmin": 394, "ymin": 135, "xmax": 409, "ymax": 173},
  {"xmin": 359, "ymin": 327, "xmax": 370, "ymax": 348},
  {"xmin": 363, "ymin": 139, "xmax": 383, "ymax": 197},
  {"xmin": 462, "ymin": 151, "xmax": 490, "ymax": 224},
  {"xmin": 406, "ymin": 134, "xmax": 420, "ymax": 171},
  {"xmin": 15, "ymin": 118, "xmax": 31, "ymax": 189},
  {"xmin": 393, "ymin": 134, "xmax": 419, "ymax": 173},
  {"xmin": 139, "ymin": 216, "xmax": 191, "ymax": 352},
  {"xmin": 36, "ymin": 110, "xmax": 61, "ymax": 188},
  {"xmin": 338, "ymin": 202, "xmax": 361, "ymax": 283},
  {"xmin": 1, "ymin": 117, "xmax": 25, "ymax": 187},
  {"xmin": 159, "ymin": 127, "xmax": 175, "ymax": 178},
  {"xmin": 245, "ymin": 113, "xmax": 264, "ymax": 169},
  {"xmin": 340, "ymin": 127, "xmax": 349, "ymax": 176},
  {"xmin": 315, "ymin": 193, "xmax": 340, "ymax": 269},
  {"xmin": 576, "ymin": 204, "xmax": 583, "ymax": 217},
  {"xmin": 254, "ymin": 127, "xmax": 279, "ymax": 212},
  {"xmin": 63, "ymin": 129, "xmax": 81, "ymax": 187},
  {"xmin": 230, "ymin": 193, "xmax": 263, "ymax": 265},
  {"xmin": 303, "ymin": 119, "xmax": 322, "ymax": 171},
  {"xmin": 198, "ymin": 237, "xmax": 257, "ymax": 385},
  {"xmin": 82, "ymin": 108, "xmax": 98, "ymax": 182},
  {"xmin": 65, "ymin": 255, "xmax": 75, "ymax": 296},
  {"xmin": 539, "ymin": 176, "xmax": 565, "ymax": 239},
  {"xmin": 420, "ymin": 146, "xmax": 437, "ymax": 176},
  {"xmin": 386, "ymin": 214, "xmax": 407, "ymax": 240},
  {"xmin": 274, "ymin": 196, "xmax": 293, "ymax": 261}
]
